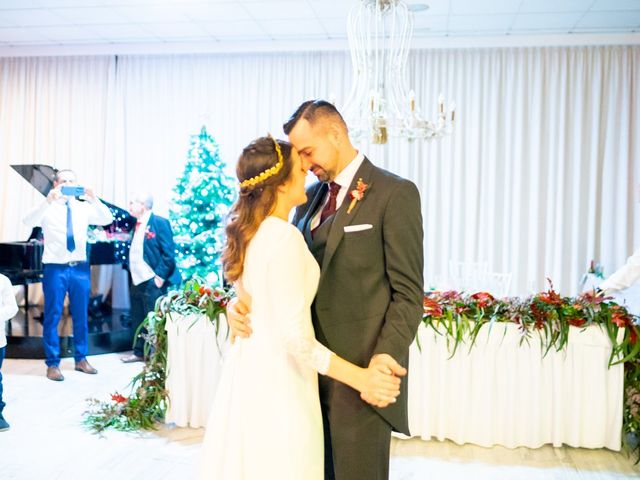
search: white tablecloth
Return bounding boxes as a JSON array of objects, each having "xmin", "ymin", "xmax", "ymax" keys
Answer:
[
  {"xmin": 403, "ymin": 323, "xmax": 624, "ymax": 450},
  {"xmin": 165, "ymin": 315, "xmax": 624, "ymax": 449},
  {"xmin": 164, "ymin": 313, "xmax": 228, "ymax": 428}
]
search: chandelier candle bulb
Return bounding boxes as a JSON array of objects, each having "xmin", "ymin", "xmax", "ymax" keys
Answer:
[{"xmin": 343, "ymin": 0, "xmax": 455, "ymax": 142}]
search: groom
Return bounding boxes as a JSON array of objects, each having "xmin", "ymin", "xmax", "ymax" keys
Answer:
[{"xmin": 230, "ymin": 100, "xmax": 424, "ymax": 479}]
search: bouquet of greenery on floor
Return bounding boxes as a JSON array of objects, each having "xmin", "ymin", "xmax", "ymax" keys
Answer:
[
  {"xmin": 83, "ymin": 278, "xmax": 233, "ymax": 433},
  {"xmin": 422, "ymin": 279, "xmax": 640, "ymax": 461}
]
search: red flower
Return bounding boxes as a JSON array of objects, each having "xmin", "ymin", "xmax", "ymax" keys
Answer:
[
  {"xmin": 199, "ymin": 286, "xmax": 205, "ymax": 295},
  {"xmin": 530, "ymin": 302, "xmax": 547, "ymax": 329},
  {"xmin": 567, "ymin": 317, "xmax": 586, "ymax": 327},
  {"xmin": 111, "ymin": 392, "xmax": 127, "ymax": 404},
  {"xmin": 423, "ymin": 297, "xmax": 443, "ymax": 317},
  {"xmin": 144, "ymin": 228, "xmax": 156, "ymax": 240},
  {"xmin": 347, "ymin": 178, "xmax": 369, "ymax": 214},
  {"xmin": 611, "ymin": 306, "xmax": 631, "ymax": 328},
  {"xmin": 471, "ymin": 292, "xmax": 495, "ymax": 309},
  {"xmin": 537, "ymin": 278, "xmax": 563, "ymax": 305}
]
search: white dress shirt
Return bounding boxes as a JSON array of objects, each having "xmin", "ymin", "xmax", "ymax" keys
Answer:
[
  {"xmin": 129, "ymin": 210, "xmax": 156, "ymax": 286},
  {"xmin": 23, "ymin": 197, "xmax": 114, "ymax": 264},
  {"xmin": 599, "ymin": 247, "xmax": 640, "ymax": 293},
  {"xmin": 310, "ymin": 151, "xmax": 365, "ymax": 230},
  {"xmin": 0, "ymin": 273, "xmax": 19, "ymax": 349}
]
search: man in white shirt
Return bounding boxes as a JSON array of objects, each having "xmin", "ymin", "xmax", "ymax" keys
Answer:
[
  {"xmin": 23, "ymin": 169, "xmax": 113, "ymax": 381},
  {"xmin": 121, "ymin": 193, "xmax": 181, "ymax": 363},
  {"xmin": 596, "ymin": 248, "xmax": 640, "ymax": 295},
  {"xmin": 0, "ymin": 273, "xmax": 18, "ymax": 431}
]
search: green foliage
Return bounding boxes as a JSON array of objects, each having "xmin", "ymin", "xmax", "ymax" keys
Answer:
[{"xmin": 83, "ymin": 279, "xmax": 232, "ymax": 433}]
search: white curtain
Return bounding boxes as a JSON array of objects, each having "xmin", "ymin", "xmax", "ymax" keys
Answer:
[{"xmin": 0, "ymin": 46, "xmax": 638, "ymax": 296}]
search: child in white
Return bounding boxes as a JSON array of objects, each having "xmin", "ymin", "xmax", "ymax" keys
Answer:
[{"xmin": 0, "ymin": 273, "xmax": 19, "ymax": 431}]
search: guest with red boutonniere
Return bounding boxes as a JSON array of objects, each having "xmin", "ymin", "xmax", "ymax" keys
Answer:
[{"xmin": 121, "ymin": 193, "xmax": 181, "ymax": 363}]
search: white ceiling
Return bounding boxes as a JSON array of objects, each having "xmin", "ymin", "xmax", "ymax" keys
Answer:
[{"xmin": 0, "ymin": 0, "xmax": 638, "ymax": 53}]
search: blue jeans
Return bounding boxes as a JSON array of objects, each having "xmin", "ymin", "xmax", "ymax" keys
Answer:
[
  {"xmin": 43, "ymin": 263, "xmax": 90, "ymax": 367},
  {"xmin": 0, "ymin": 346, "xmax": 5, "ymax": 413}
]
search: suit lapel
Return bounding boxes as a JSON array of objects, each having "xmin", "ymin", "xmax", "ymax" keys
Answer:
[
  {"xmin": 321, "ymin": 158, "xmax": 374, "ymax": 274},
  {"xmin": 297, "ymin": 182, "xmax": 327, "ymax": 245},
  {"xmin": 142, "ymin": 213, "xmax": 154, "ymax": 262}
]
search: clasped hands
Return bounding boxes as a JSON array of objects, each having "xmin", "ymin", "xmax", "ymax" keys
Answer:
[{"xmin": 226, "ymin": 298, "xmax": 405, "ymax": 409}]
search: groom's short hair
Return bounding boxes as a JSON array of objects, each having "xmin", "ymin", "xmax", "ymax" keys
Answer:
[{"xmin": 283, "ymin": 100, "xmax": 347, "ymax": 135}]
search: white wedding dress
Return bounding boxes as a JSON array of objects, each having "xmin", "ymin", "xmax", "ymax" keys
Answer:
[{"xmin": 198, "ymin": 216, "xmax": 331, "ymax": 480}]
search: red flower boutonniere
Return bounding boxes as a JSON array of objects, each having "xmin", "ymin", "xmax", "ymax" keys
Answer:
[
  {"xmin": 145, "ymin": 227, "xmax": 156, "ymax": 240},
  {"xmin": 347, "ymin": 178, "xmax": 369, "ymax": 214}
]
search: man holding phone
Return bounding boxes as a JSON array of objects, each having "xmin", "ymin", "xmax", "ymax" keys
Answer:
[{"xmin": 23, "ymin": 169, "xmax": 113, "ymax": 381}]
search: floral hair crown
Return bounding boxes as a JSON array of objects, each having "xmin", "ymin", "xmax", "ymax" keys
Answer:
[{"xmin": 239, "ymin": 134, "xmax": 284, "ymax": 188}]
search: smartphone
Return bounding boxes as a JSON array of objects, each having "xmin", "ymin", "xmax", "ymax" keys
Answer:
[{"xmin": 61, "ymin": 185, "xmax": 85, "ymax": 197}]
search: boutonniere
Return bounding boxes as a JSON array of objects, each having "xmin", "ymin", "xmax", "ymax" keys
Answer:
[
  {"xmin": 144, "ymin": 226, "xmax": 156, "ymax": 240},
  {"xmin": 347, "ymin": 178, "xmax": 369, "ymax": 214}
]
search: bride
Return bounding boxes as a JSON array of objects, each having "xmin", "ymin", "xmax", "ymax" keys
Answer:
[{"xmin": 197, "ymin": 135, "xmax": 401, "ymax": 479}]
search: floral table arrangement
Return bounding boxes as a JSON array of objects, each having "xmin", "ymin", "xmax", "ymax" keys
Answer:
[
  {"xmin": 422, "ymin": 280, "xmax": 640, "ymax": 460},
  {"xmin": 83, "ymin": 276, "xmax": 639, "ymax": 461},
  {"xmin": 83, "ymin": 278, "xmax": 232, "ymax": 433}
]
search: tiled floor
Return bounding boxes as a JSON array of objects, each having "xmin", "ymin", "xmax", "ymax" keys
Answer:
[{"xmin": 1, "ymin": 353, "xmax": 639, "ymax": 480}]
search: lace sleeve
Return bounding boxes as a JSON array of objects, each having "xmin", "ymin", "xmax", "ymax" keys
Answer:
[{"xmin": 266, "ymin": 226, "xmax": 332, "ymax": 375}]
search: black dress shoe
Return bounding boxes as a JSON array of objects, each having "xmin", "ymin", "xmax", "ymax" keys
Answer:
[
  {"xmin": 46, "ymin": 366, "xmax": 64, "ymax": 381},
  {"xmin": 75, "ymin": 359, "xmax": 98, "ymax": 374}
]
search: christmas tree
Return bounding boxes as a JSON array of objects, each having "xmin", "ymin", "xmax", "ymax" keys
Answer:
[{"xmin": 170, "ymin": 126, "xmax": 236, "ymax": 284}]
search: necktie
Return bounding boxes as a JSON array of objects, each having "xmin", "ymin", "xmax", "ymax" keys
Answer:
[
  {"xmin": 312, "ymin": 182, "xmax": 341, "ymax": 238},
  {"xmin": 66, "ymin": 200, "xmax": 76, "ymax": 252}
]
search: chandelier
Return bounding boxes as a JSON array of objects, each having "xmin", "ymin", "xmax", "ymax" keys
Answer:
[{"xmin": 342, "ymin": 0, "xmax": 455, "ymax": 144}]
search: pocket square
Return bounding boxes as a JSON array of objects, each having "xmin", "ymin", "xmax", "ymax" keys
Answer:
[{"xmin": 344, "ymin": 224, "xmax": 373, "ymax": 233}]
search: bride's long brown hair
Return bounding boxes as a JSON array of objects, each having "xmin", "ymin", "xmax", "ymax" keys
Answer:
[{"xmin": 222, "ymin": 136, "xmax": 294, "ymax": 283}]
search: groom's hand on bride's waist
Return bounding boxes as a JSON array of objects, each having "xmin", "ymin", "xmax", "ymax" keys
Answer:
[{"xmin": 227, "ymin": 298, "xmax": 252, "ymax": 344}]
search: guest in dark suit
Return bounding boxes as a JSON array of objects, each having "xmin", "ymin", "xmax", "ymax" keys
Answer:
[
  {"xmin": 121, "ymin": 193, "xmax": 181, "ymax": 363},
  {"xmin": 229, "ymin": 100, "xmax": 424, "ymax": 480}
]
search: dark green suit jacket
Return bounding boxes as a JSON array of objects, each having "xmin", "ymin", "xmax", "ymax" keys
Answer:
[{"xmin": 293, "ymin": 157, "xmax": 424, "ymax": 434}]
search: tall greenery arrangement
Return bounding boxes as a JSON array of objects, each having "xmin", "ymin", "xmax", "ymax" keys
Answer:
[{"xmin": 83, "ymin": 279, "xmax": 232, "ymax": 433}]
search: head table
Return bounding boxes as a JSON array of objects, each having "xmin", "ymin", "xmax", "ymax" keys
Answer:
[{"xmin": 164, "ymin": 314, "xmax": 623, "ymax": 450}]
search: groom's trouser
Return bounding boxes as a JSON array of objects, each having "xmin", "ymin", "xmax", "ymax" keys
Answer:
[{"xmin": 320, "ymin": 376, "xmax": 393, "ymax": 480}]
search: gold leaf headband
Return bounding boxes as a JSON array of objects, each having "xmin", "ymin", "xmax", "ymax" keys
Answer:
[{"xmin": 239, "ymin": 134, "xmax": 284, "ymax": 188}]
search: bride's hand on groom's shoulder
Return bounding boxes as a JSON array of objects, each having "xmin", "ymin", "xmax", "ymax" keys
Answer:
[{"xmin": 226, "ymin": 298, "xmax": 252, "ymax": 344}]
